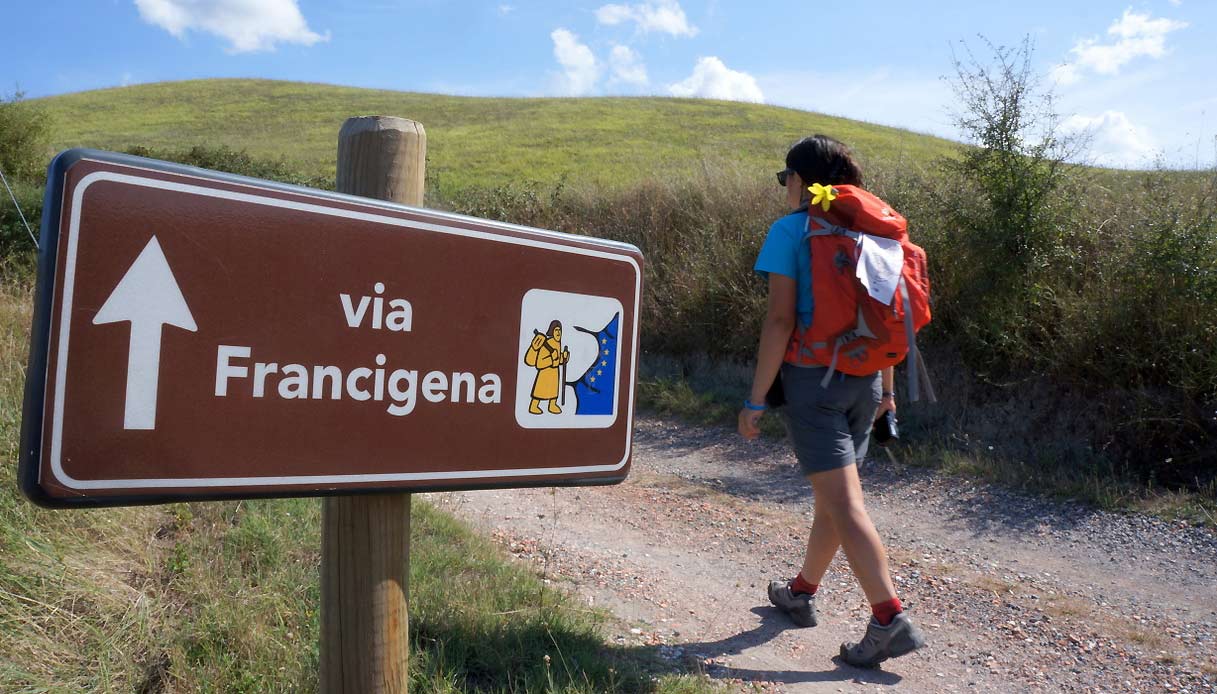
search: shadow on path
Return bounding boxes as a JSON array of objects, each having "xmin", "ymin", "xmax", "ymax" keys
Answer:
[{"xmin": 621, "ymin": 607, "xmax": 905, "ymax": 688}]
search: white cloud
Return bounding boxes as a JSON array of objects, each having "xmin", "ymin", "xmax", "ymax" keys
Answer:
[
  {"xmin": 608, "ymin": 45, "xmax": 648, "ymax": 86},
  {"xmin": 668, "ymin": 57, "xmax": 763, "ymax": 103},
  {"xmin": 498, "ymin": 4, "xmax": 515, "ymax": 15},
  {"xmin": 134, "ymin": 0, "xmax": 327, "ymax": 53},
  {"xmin": 551, "ymin": 28, "xmax": 600, "ymax": 96},
  {"xmin": 1056, "ymin": 9, "xmax": 1187, "ymax": 83},
  {"xmin": 1061, "ymin": 110, "xmax": 1158, "ymax": 167},
  {"xmin": 595, "ymin": 0, "xmax": 697, "ymax": 37}
]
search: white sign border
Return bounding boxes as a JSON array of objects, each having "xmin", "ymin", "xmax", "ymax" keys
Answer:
[{"xmin": 47, "ymin": 167, "xmax": 641, "ymax": 490}]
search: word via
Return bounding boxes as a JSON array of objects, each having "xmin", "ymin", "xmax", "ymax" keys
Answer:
[
  {"xmin": 214, "ymin": 346, "xmax": 501, "ymax": 417},
  {"xmin": 341, "ymin": 282, "xmax": 413, "ymax": 332}
]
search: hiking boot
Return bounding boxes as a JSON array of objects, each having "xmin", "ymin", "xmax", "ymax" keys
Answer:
[
  {"xmin": 839, "ymin": 612, "xmax": 926, "ymax": 668},
  {"xmin": 767, "ymin": 580, "xmax": 817, "ymax": 627}
]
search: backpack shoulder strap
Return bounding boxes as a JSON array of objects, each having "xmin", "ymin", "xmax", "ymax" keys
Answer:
[{"xmin": 806, "ymin": 215, "xmax": 861, "ymax": 240}]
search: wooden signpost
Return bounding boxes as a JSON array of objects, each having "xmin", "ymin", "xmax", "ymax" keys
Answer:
[
  {"xmin": 19, "ymin": 117, "xmax": 644, "ymax": 692},
  {"xmin": 321, "ymin": 116, "xmax": 423, "ymax": 693}
]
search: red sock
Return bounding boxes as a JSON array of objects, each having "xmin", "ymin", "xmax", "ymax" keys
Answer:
[
  {"xmin": 790, "ymin": 573, "xmax": 819, "ymax": 596},
  {"xmin": 871, "ymin": 597, "xmax": 903, "ymax": 626}
]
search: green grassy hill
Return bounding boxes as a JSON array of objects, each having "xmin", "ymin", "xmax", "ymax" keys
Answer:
[{"xmin": 36, "ymin": 78, "xmax": 959, "ymax": 192}]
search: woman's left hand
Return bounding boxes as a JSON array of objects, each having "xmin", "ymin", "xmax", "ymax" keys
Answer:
[
  {"xmin": 738, "ymin": 407, "xmax": 764, "ymax": 440},
  {"xmin": 875, "ymin": 394, "xmax": 897, "ymax": 421}
]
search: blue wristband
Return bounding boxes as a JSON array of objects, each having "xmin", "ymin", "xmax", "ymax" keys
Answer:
[{"xmin": 743, "ymin": 399, "xmax": 766, "ymax": 411}]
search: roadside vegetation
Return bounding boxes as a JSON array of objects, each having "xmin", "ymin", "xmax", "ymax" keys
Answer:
[
  {"xmin": 443, "ymin": 41, "xmax": 1217, "ymax": 509},
  {"xmin": 0, "ymin": 37, "xmax": 1214, "ymax": 687},
  {"xmin": 0, "ymin": 92, "xmax": 47, "ymax": 264},
  {"xmin": 1, "ymin": 93, "xmax": 722, "ymax": 693},
  {"xmin": 0, "ymin": 278, "xmax": 719, "ymax": 691}
]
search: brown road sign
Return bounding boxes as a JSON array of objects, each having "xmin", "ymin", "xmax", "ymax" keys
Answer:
[{"xmin": 20, "ymin": 150, "xmax": 643, "ymax": 507}]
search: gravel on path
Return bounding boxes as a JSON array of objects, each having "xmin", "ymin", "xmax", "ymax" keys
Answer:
[{"xmin": 436, "ymin": 417, "xmax": 1217, "ymax": 693}]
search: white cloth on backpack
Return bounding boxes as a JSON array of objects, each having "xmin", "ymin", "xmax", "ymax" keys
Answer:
[{"xmin": 855, "ymin": 233, "xmax": 904, "ymax": 306}]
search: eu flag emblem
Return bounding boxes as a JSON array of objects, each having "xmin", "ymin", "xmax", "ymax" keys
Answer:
[{"xmin": 571, "ymin": 313, "xmax": 619, "ymax": 416}]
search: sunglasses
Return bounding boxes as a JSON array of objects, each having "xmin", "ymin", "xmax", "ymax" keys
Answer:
[{"xmin": 776, "ymin": 168, "xmax": 795, "ymax": 187}]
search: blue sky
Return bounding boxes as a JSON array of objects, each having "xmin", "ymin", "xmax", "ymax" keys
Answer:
[{"xmin": 5, "ymin": 0, "xmax": 1214, "ymax": 168}]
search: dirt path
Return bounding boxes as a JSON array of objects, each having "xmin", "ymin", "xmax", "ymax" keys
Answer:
[{"xmin": 434, "ymin": 417, "xmax": 1217, "ymax": 693}]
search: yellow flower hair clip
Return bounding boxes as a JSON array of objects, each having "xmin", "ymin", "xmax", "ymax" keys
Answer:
[{"xmin": 808, "ymin": 182, "xmax": 837, "ymax": 212}]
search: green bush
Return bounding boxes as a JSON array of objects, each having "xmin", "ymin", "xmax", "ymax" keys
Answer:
[
  {"xmin": 0, "ymin": 92, "xmax": 51, "ymax": 273},
  {"xmin": 932, "ymin": 38, "xmax": 1085, "ymax": 368},
  {"xmin": 0, "ymin": 177, "xmax": 41, "ymax": 271},
  {"xmin": 0, "ymin": 92, "xmax": 52, "ymax": 182},
  {"xmin": 124, "ymin": 144, "xmax": 335, "ymax": 191}
]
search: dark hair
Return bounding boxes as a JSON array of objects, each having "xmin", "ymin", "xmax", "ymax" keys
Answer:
[
  {"xmin": 785, "ymin": 134, "xmax": 863, "ymax": 187},
  {"xmin": 546, "ymin": 320, "xmax": 562, "ymax": 337}
]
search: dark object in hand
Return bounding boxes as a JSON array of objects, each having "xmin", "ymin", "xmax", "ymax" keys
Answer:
[
  {"xmin": 872, "ymin": 410, "xmax": 899, "ymax": 446},
  {"xmin": 765, "ymin": 371, "xmax": 785, "ymax": 409}
]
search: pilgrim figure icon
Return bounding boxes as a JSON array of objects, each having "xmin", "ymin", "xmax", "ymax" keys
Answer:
[{"xmin": 523, "ymin": 320, "xmax": 570, "ymax": 415}]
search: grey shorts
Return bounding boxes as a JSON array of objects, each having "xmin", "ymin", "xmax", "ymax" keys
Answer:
[{"xmin": 780, "ymin": 363, "xmax": 882, "ymax": 476}]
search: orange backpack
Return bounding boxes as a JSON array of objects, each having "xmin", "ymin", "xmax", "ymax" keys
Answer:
[{"xmin": 783, "ymin": 184, "xmax": 936, "ymax": 401}]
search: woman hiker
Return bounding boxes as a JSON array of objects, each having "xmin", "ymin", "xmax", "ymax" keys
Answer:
[{"xmin": 738, "ymin": 134, "xmax": 926, "ymax": 668}]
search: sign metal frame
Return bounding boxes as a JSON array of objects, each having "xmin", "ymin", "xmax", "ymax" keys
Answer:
[{"xmin": 19, "ymin": 150, "xmax": 643, "ymax": 508}]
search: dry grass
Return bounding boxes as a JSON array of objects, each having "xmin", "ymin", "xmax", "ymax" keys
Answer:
[
  {"xmin": 1038, "ymin": 595, "xmax": 1172, "ymax": 652},
  {"xmin": 0, "ymin": 281, "xmax": 175, "ymax": 691},
  {"xmin": 0, "ymin": 280, "xmax": 720, "ymax": 692},
  {"xmin": 968, "ymin": 575, "xmax": 1018, "ymax": 596}
]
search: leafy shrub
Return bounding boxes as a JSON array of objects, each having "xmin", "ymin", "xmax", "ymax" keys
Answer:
[
  {"xmin": 124, "ymin": 144, "xmax": 334, "ymax": 190},
  {"xmin": 933, "ymin": 38, "xmax": 1086, "ymax": 369},
  {"xmin": 0, "ymin": 92, "xmax": 51, "ymax": 272},
  {"xmin": 0, "ymin": 177, "xmax": 41, "ymax": 268},
  {"xmin": 909, "ymin": 38, "xmax": 1217, "ymax": 483},
  {"xmin": 0, "ymin": 92, "xmax": 52, "ymax": 182}
]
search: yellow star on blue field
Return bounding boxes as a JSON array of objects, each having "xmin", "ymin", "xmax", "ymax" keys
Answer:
[
  {"xmin": 600, "ymin": 360, "xmax": 607, "ymax": 367},
  {"xmin": 602, "ymin": 337, "xmax": 608, "ymax": 344},
  {"xmin": 597, "ymin": 369, "xmax": 602, "ymax": 376},
  {"xmin": 589, "ymin": 376, "xmax": 596, "ymax": 383},
  {"xmin": 603, "ymin": 349, "xmax": 609, "ymax": 356}
]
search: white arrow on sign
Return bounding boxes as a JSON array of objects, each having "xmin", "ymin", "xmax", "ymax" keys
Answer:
[{"xmin": 93, "ymin": 236, "xmax": 197, "ymax": 430}]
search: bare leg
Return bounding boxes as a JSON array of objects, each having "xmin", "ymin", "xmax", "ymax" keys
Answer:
[
  {"xmin": 799, "ymin": 494, "xmax": 840, "ymax": 585},
  {"xmin": 807, "ymin": 464, "xmax": 896, "ymax": 604}
]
